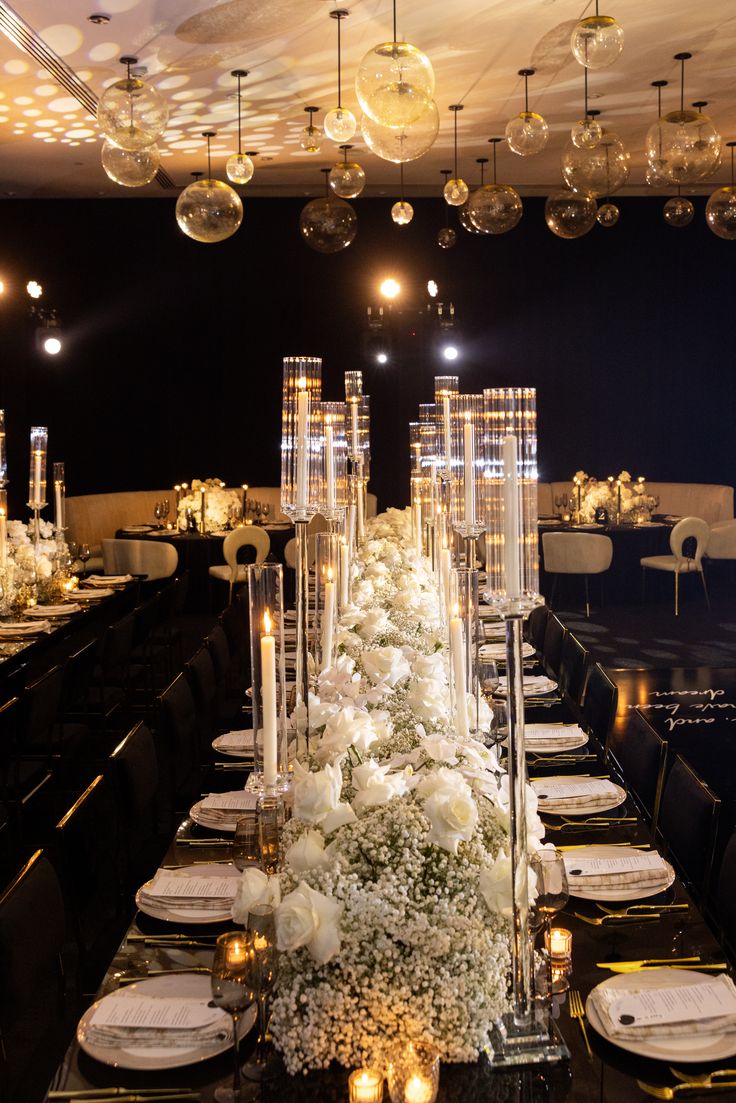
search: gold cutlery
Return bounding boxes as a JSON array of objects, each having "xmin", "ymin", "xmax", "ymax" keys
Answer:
[
  {"xmin": 176, "ymin": 839, "xmax": 232, "ymax": 847},
  {"xmin": 558, "ymin": 842, "xmax": 643, "ymax": 852},
  {"xmin": 574, "ymin": 911, "xmax": 661, "ymax": 926},
  {"xmin": 568, "ymin": 989, "xmax": 593, "ymax": 1059},
  {"xmin": 128, "ymin": 933, "xmax": 217, "ymax": 942},
  {"xmin": 49, "ymin": 1092, "xmax": 199, "ymax": 1100},
  {"xmin": 560, "ymin": 815, "xmax": 637, "ymax": 823},
  {"xmin": 116, "ymin": 968, "xmax": 211, "ymax": 985},
  {"xmin": 595, "ymin": 956, "xmax": 701, "ymax": 972},
  {"xmin": 64, "ymin": 1095, "xmax": 200, "ymax": 1103},
  {"xmin": 597, "ymin": 903, "xmax": 687, "ymax": 916},
  {"xmin": 638, "ymin": 1080, "xmax": 736, "ymax": 1099},
  {"xmin": 670, "ymin": 1069, "xmax": 736, "ymax": 1084},
  {"xmin": 160, "ymin": 860, "xmax": 233, "ymax": 868}
]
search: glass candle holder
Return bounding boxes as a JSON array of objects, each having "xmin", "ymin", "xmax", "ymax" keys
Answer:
[
  {"xmin": 281, "ymin": 356, "xmax": 322, "ymax": 523},
  {"xmin": 349, "ymin": 1068, "xmax": 384, "ymax": 1103},
  {"xmin": 345, "ymin": 370, "xmax": 363, "ymax": 462},
  {"xmin": 28, "ymin": 426, "xmax": 48, "ymax": 509},
  {"xmin": 314, "ymin": 531, "xmax": 340, "ymax": 674},
  {"xmin": 547, "ymin": 926, "xmax": 572, "ymax": 963},
  {"xmin": 0, "ymin": 408, "xmax": 7, "ymax": 486},
  {"xmin": 53, "ymin": 462, "xmax": 66, "ymax": 530},
  {"xmin": 386, "ymin": 1041, "xmax": 439, "ymax": 1103},
  {"xmin": 434, "ymin": 375, "xmax": 458, "ymax": 478},
  {"xmin": 246, "ymin": 562, "xmax": 288, "ymax": 791},
  {"xmin": 449, "ymin": 393, "xmax": 487, "ymax": 541},
  {"xmin": 314, "ymin": 400, "xmax": 348, "ymax": 524}
]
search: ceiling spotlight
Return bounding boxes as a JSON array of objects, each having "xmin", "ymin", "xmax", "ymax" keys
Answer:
[
  {"xmin": 26, "ymin": 280, "xmax": 43, "ymax": 299},
  {"xmin": 376, "ymin": 352, "xmax": 388, "ymax": 364},
  {"xmin": 380, "ymin": 278, "xmax": 400, "ymax": 299},
  {"xmin": 37, "ymin": 315, "xmax": 62, "ymax": 355},
  {"xmin": 442, "ymin": 345, "xmax": 459, "ymax": 361},
  {"xmin": 0, "ymin": 279, "xmax": 5, "ymax": 295},
  {"xmin": 427, "ymin": 280, "xmax": 438, "ymax": 298}
]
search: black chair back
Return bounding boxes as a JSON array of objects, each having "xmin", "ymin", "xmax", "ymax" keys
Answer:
[
  {"xmin": 541, "ymin": 614, "xmax": 566, "ymax": 680},
  {"xmin": 715, "ymin": 829, "xmax": 736, "ymax": 961},
  {"xmin": 607, "ymin": 708, "xmax": 667, "ymax": 832},
  {"xmin": 207, "ymin": 624, "xmax": 232, "ymax": 685},
  {"xmin": 558, "ymin": 631, "xmax": 589, "ymax": 714},
  {"xmin": 657, "ymin": 754, "xmax": 720, "ymax": 905},
  {"xmin": 111, "ymin": 722, "xmax": 167, "ymax": 887},
  {"xmin": 20, "ymin": 664, "xmax": 64, "ymax": 760},
  {"xmin": 581, "ymin": 663, "xmax": 618, "ymax": 753},
  {"xmin": 525, "ymin": 605, "xmax": 550, "ymax": 653},
  {"xmin": 157, "ymin": 674, "xmax": 201, "ymax": 818},
  {"xmin": 185, "ymin": 646, "xmax": 219, "ymax": 752}
]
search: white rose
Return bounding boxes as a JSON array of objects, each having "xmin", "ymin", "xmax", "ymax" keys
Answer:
[
  {"xmin": 352, "ymin": 579, "xmax": 375, "ymax": 605},
  {"xmin": 291, "ymin": 693, "xmax": 338, "ymax": 732},
  {"xmin": 362, "ymin": 646, "xmax": 411, "ymax": 688},
  {"xmin": 416, "ymin": 765, "xmax": 468, "ymax": 801},
  {"xmin": 479, "ymin": 851, "xmax": 539, "ymax": 918},
  {"xmin": 231, "ymin": 867, "xmax": 281, "ymax": 924},
  {"xmin": 317, "ymin": 706, "xmax": 379, "ymax": 763},
  {"xmin": 292, "ymin": 760, "xmax": 342, "ymax": 825},
  {"xmin": 412, "ymin": 652, "xmax": 446, "ymax": 681},
  {"xmin": 351, "ymin": 759, "xmax": 411, "ymax": 814},
  {"xmin": 356, "ymin": 607, "xmax": 391, "ymax": 641},
  {"xmin": 407, "ymin": 677, "xmax": 450, "ymax": 723},
  {"xmin": 276, "ymin": 881, "xmax": 341, "ymax": 965},
  {"xmin": 421, "ymin": 734, "xmax": 459, "ymax": 764},
  {"xmin": 422, "ymin": 782, "xmax": 479, "ymax": 854},
  {"xmin": 285, "ymin": 829, "xmax": 329, "ymax": 875}
]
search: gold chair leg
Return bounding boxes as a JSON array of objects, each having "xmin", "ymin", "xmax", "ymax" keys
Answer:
[
  {"xmin": 700, "ymin": 567, "xmax": 710, "ymax": 610},
  {"xmin": 674, "ymin": 570, "xmax": 679, "ymax": 617}
]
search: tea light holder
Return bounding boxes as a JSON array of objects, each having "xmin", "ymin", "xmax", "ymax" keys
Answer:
[
  {"xmin": 547, "ymin": 927, "xmax": 572, "ymax": 963},
  {"xmin": 386, "ymin": 1042, "xmax": 439, "ymax": 1103},
  {"xmin": 348, "ymin": 1067, "xmax": 384, "ymax": 1103}
]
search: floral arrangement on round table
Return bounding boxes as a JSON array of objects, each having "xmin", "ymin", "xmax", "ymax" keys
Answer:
[
  {"xmin": 176, "ymin": 478, "xmax": 241, "ymax": 533},
  {"xmin": 3, "ymin": 518, "xmax": 70, "ymax": 607},
  {"xmin": 572, "ymin": 470, "xmax": 657, "ymax": 523},
  {"xmin": 232, "ymin": 507, "xmax": 542, "ymax": 1074}
]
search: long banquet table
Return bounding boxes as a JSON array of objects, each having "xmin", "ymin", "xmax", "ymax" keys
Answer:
[{"xmin": 43, "ymin": 706, "xmax": 736, "ymax": 1103}]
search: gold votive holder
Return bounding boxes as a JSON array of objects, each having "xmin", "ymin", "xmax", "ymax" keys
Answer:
[
  {"xmin": 349, "ymin": 1067, "xmax": 384, "ymax": 1103},
  {"xmin": 386, "ymin": 1042, "xmax": 439, "ymax": 1103},
  {"xmin": 548, "ymin": 927, "xmax": 572, "ymax": 963}
]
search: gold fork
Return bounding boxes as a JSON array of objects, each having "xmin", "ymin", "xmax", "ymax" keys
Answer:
[
  {"xmin": 573, "ymin": 911, "xmax": 660, "ymax": 926},
  {"xmin": 638, "ymin": 1080, "xmax": 736, "ymax": 1099},
  {"xmin": 568, "ymin": 989, "xmax": 592, "ymax": 1059},
  {"xmin": 597, "ymin": 903, "xmax": 687, "ymax": 916},
  {"xmin": 670, "ymin": 1069, "xmax": 736, "ymax": 1084}
]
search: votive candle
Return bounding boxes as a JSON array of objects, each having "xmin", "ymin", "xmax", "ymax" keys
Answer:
[
  {"xmin": 548, "ymin": 926, "xmax": 572, "ymax": 961},
  {"xmin": 348, "ymin": 1068, "xmax": 384, "ymax": 1103},
  {"xmin": 404, "ymin": 1073, "xmax": 434, "ymax": 1103},
  {"xmin": 321, "ymin": 568, "xmax": 335, "ymax": 673},
  {"xmin": 260, "ymin": 609, "xmax": 278, "ymax": 788}
]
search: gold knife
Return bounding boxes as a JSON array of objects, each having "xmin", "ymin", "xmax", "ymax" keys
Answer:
[{"xmin": 596, "ymin": 956, "xmax": 700, "ymax": 972}]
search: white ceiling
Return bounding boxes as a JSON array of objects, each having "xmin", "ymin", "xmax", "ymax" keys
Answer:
[{"xmin": 0, "ymin": 0, "xmax": 735, "ymax": 199}]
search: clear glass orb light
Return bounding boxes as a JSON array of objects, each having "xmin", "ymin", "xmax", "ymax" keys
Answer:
[
  {"xmin": 226, "ymin": 152, "xmax": 254, "ymax": 185},
  {"xmin": 561, "ymin": 131, "xmax": 630, "ymax": 197},
  {"xmin": 360, "ymin": 99, "xmax": 439, "ymax": 163},
  {"xmin": 437, "ymin": 226, "xmax": 457, "ymax": 248},
  {"xmin": 300, "ymin": 124, "xmax": 323, "ymax": 153},
  {"xmin": 324, "ymin": 106, "xmax": 357, "ymax": 143},
  {"xmin": 505, "ymin": 111, "xmax": 549, "ymax": 157},
  {"xmin": 706, "ymin": 186, "xmax": 736, "ymax": 240},
  {"xmin": 175, "ymin": 178, "xmax": 243, "ymax": 243},
  {"xmin": 468, "ymin": 183, "xmax": 523, "ymax": 234},
  {"xmin": 663, "ymin": 195, "xmax": 694, "ymax": 227},
  {"xmin": 597, "ymin": 201, "xmax": 619, "ymax": 227},
  {"xmin": 299, "ymin": 196, "xmax": 357, "ymax": 253},
  {"xmin": 645, "ymin": 163, "xmax": 668, "ymax": 189},
  {"xmin": 97, "ymin": 75, "xmax": 168, "ymax": 151},
  {"xmin": 329, "ymin": 160, "xmax": 366, "ymax": 199},
  {"xmin": 645, "ymin": 109, "xmax": 721, "ymax": 185},
  {"xmin": 571, "ymin": 15, "xmax": 625, "ymax": 70},
  {"xmin": 391, "ymin": 200, "xmax": 414, "ymax": 225},
  {"xmin": 101, "ymin": 139, "xmax": 159, "ymax": 186},
  {"xmin": 444, "ymin": 178, "xmax": 469, "ymax": 206},
  {"xmin": 355, "ymin": 41, "xmax": 435, "ymax": 128},
  {"xmin": 570, "ymin": 116, "xmax": 602, "ymax": 149},
  {"xmin": 458, "ymin": 201, "xmax": 482, "ymax": 234},
  {"xmin": 545, "ymin": 189, "xmax": 597, "ymax": 238}
]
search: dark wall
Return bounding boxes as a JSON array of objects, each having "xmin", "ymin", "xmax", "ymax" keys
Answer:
[{"xmin": 0, "ymin": 194, "xmax": 733, "ymax": 516}]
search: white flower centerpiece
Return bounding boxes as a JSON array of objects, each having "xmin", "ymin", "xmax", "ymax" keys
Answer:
[
  {"xmin": 572, "ymin": 470, "xmax": 657, "ymax": 523},
  {"xmin": 232, "ymin": 506, "xmax": 542, "ymax": 1075},
  {"xmin": 177, "ymin": 478, "xmax": 241, "ymax": 533}
]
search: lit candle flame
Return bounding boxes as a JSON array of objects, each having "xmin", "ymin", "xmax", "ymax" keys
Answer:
[
  {"xmin": 263, "ymin": 608, "xmax": 272, "ymax": 635},
  {"xmin": 327, "ymin": 567, "xmax": 334, "ymax": 582},
  {"xmin": 452, "ymin": 602, "xmax": 459, "ymax": 618},
  {"xmin": 297, "ymin": 376, "xmax": 307, "ymax": 390}
]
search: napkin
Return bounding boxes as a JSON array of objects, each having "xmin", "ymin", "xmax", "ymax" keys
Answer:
[
  {"xmin": 25, "ymin": 604, "xmax": 79, "ymax": 616},
  {"xmin": 84, "ymin": 574, "xmax": 134, "ymax": 586},
  {"xmin": 0, "ymin": 620, "xmax": 50, "ymax": 635},
  {"xmin": 87, "ymin": 995, "xmax": 232, "ymax": 1048},
  {"xmin": 526, "ymin": 723, "xmax": 587, "ymax": 750},
  {"xmin": 480, "ymin": 641, "xmax": 534, "ymax": 661},
  {"xmin": 72, "ymin": 589, "xmax": 115, "ymax": 600},
  {"xmin": 563, "ymin": 850, "xmax": 669, "ymax": 890},
  {"xmin": 532, "ymin": 777, "xmax": 621, "ymax": 811},
  {"xmin": 139, "ymin": 870, "xmax": 239, "ymax": 910},
  {"xmin": 497, "ymin": 675, "xmax": 557, "ymax": 697},
  {"xmin": 217, "ymin": 730, "xmax": 260, "ymax": 752},
  {"xmin": 591, "ymin": 975, "xmax": 736, "ymax": 1040}
]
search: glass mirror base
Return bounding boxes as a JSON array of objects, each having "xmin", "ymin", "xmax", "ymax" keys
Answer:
[{"xmin": 485, "ymin": 1011, "xmax": 570, "ymax": 1068}]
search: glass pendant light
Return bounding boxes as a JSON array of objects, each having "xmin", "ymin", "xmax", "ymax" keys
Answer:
[
  {"xmin": 355, "ymin": 0, "xmax": 434, "ymax": 129},
  {"xmin": 562, "ymin": 117, "xmax": 629, "ymax": 197},
  {"xmin": 468, "ymin": 139, "xmax": 523, "ymax": 234},
  {"xmin": 505, "ymin": 68, "xmax": 549, "ymax": 157},
  {"xmin": 97, "ymin": 55, "xmax": 168, "ymax": 151},
  {"xmin": 300, "ymin": 167, "xmax": 357, "ymax": 253},
  {"xmin": 300, "ymin": 106, "xmax": 323, "ymax": 153},
  {"xmin": 324, "ymin": 10, "xmax": 357, "ymax": 143},
  {"xmin": 645, "ymin": 53, "xmax": 721, "ymax": 185},
  {"xmin": 545, "ymin": 190, "xmax": 597, "ymax": 239},
  {"xmin": 437, "ymin": 171, "xmax": 458, "ymax": 247},
  {"xmin": 391, "ymin": 165, "xmax": 414, "ymax": 225},
  {"xmin": 101, "ymin": 138, "xmax": 159, "ymax": 186},
  {"xmin": 597, "ymin": 200, "xmax": 619, "ymax": 227},
  {"xmin": 444, "ymin": 105, "xmax": 469, "ymax": 206},
  {"xmin": 570, "ymin": 68, "xmax": 602, "ymax": 149},
  {"xmin": 571, "ymin": 0, "xmax": 624, "ymax": 69},
  {"xmin": 645, "ymin": 81, "xmax": 669, "ymax": 189},
  {"xmin": 329, "ymin": 144, "xmax": 366, "ymax": 198},
  {"xmin": 226, "ymin": 70, "xmax": 254, "ymax": 185},
  {"xmin": 706, "ymin": 141, "xmax": 736, "ymax": 240},
  {"xmin": 175, "ymin": 132, "xmax": 243, "ymax": 243},
  {"xmin": 360, "ymin": 98, "xmax": 439, "ymax": 163},
  {"xmin": 663, "ymin": 186, "xmax": 694, "ymax": 227}
]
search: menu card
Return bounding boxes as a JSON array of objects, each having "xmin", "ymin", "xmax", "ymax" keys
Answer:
[
  {"xmin": 533, "ymin": 779, "xmax": 617, "ymax": 800},
  {"xmin": 147, "ymin": 874, "xmax": 238, "ymax": 899},
  {"xmin": 608, "ymin": 976, "xmax": 736, "ymax": 1029},
  {"xmin": 200, "ymin": 791, "xmax": 259, "ymax": 811},
  {"xmin": 91, "ymin": 995, "xmax": 225, "ymax": 1031},
  {"xmin": 564, "ymin": 852, "xmax": 664, "ymax": 877}
]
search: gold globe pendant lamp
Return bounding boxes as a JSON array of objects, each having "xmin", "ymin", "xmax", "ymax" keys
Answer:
[
  {"xmin": 226, "ymin": 70, "xmax": 255, "ymax": 185},
  {"xmin": 355, "ymin": 0, "xmax": 434, "ymax": 129},
  {"xmin": 301, "ymin": 106, "xmax": 323, "ymax": 153},
  {"xmin": 571, "ymin": 0, "xmax": 624, "ymax": 69},
  {"xmin": 545, "ymin": 190, "xmax": 597, "ymax": 239},
  {"xmin": 444, "ymin": 105, "xmax": 469, "ymax": 206},
  {"xmin": 175, "ymin": 132, "xmax": 243, "ymax": 244},
  {"xmin": 97, "ymin": 55, "xmax": 168, "ymax": 151},
  {"xmin": 300, "ymin": 167, "xmax": 357, "ymax": 253},
  {"xmin": 468, "ymin": 138, "xmax": 523, "ymax": 234},
  {"xmin": 329, "ymin": 144, "xmax": 366, "ymax": 199},
  {"xmin": 437, "ymin": 170, "xmax": 458, "ymax": 247},
  {"xmin": 101, "ymin": 139, "xmax": 159, "ymax": 187},
  {"xmin": 324, "ymin": 11, "xmax": 357, "ymax": 143},
  {"xmin": 505, "ymin": 68, "xmax": 549, "ymax": 157},
  {"xmin": 645, "ymin": 53, "xmax": 721, "ymax": 186},
  {"xmin": 645, "ymin": 81, "xmax": 670, "ymax": 189},
  {"xmin": 561, "ymin": 115, "xmax": 629, "ymax": 198},
  {"xmin": 663, "ymin": 186, "xmax": 694, "ymax": 227},
  {"xmin": 570, "ymin": 68, "xmax": 602, "ymax": 149},
  {"xmin": 360, "ymin": 98, "xmax": 439, "ymax": 163},
  {"xmin": 706, "ymin": 140, "xmax": 736, "ymax": 240},
  {"xmin": 391, "ymin": 164, "xmax": 414, "ymax": 225},
  {"xmin": 597, "ymin": 200, "xmax": 619, "ymax": 227}
]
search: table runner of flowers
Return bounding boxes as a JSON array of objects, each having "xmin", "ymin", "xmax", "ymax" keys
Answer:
[
  {"xmin": 232, "ymin": 507, "xmax": 542, "ymax": 1074},
  {"xmin": 572, "ymin": 470, "xmax": 657, "ymax": 523}
]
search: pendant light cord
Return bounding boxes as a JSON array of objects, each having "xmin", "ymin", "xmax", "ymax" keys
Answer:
[
  {"xmin": 524, "ymin": 72, "xmax": 529, "ymax": 114},
  {"xmin": 492, "ymin": 143, "xmax": 497, "ymax": 184},
  {"xmin": 584, "ymin": 67, "xmax": 589, "ymax": 120},
  {"xmin": 453, "ymin": 109, "xmax": 458, "ymax": 177},
  {"xmin": 392, "ymin": 0, "xmax": 397, "ymax": 44},
  {"xmin": 207, "ymin": 134, "xmax": 212, "ymax": 178},
  {"xmin": 337, "ymin": 14, "xmax": 342, "ymax": 108},
  {"xmin": 236, "ymin": 73, "xmax": 242, "ymax": 155},
  {"xmin": 680, "ymin": 56, "xmax": 685, "ymax": 112}
]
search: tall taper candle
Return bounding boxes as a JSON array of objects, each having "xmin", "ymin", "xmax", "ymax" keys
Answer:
[
  {"xmin": 296, "ymin": 384, "xmax": 309, "ymax": 510},
  {"xmin": 321, "ymin": 569, "xmax": 335, "ymax": 673},
  {"xmin": 450, "ymin": 606, "xmax": 469, "ymax": 738},
  {"xmin": 260, "ymin": 609, "xmax": 278, "ymax": 788},
  {"xmin": 442, "ymin": 394, "xmax": 452, "ymax": 474},
  {"xmin": 463, "ymin": 416, "xmax": 475, "ymax": 528},
  {"xmin": 502, "ymin": 435, "xmax": 520, "ymax": 599},
  {"xmin": 350, "ymin": 400, "xmax": 359, "ymax": 457},
  {"xmin": 325, "ymin": 418, "xmax": 335, "ymax": 511},
  {"xmin": 340, "ymin": 539, "xmax": 350, "ymax": 609}
]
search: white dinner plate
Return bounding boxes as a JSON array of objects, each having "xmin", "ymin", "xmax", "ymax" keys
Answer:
[
  {"xmin": 586, "ymin": 968, "xmax": 736, "ymax": 1063},
  {"xmin": 212, "ymin": 729, "xmax": 257, "ymax": 760},
  {"xmin": 533, "ymin": 776, "xmax": 626, "ymax": 816},
  {"xmin": 480, "ymin": 641, "xmax": 535, "ymax": 661},
  {"xmin": 495, "ymin": 676, "xmax": 558, "ymax": 698},
  {"xmin": 120, "ymin": 525, "xmax": 154, "ymax": 533},
  {"xmin": 525, "ymin": 724, "xmax": 589, "ymax": 753},
  {"xmin": 189, "ymin": 793, "xmax": 258, "ymax": 832},
  {"xmin": 68, "ymin": 589, "xmax": 115, "ymax": 600},
  {"xmin": 24, "ymin": 604, "xmax": 79, "ymax": 617},
  {"xmin": 77, "ymin": 973, "xmax": 256, "ymax": 1070},
  {"xmin": 135, "ymin": 863, "xmax": 240, "ymax": 923},
  {"xmin": 563, "ymin": 844, "xmax": 675, "ymax": 901}
]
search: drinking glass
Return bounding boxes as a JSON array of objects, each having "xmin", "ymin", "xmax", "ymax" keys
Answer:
[
  {"xmin": 78, "ymin": 543, "xmax": 90, "ymax": 574},
  {"xmin": 232, "ymin": 815, "xmax": 260, "ymax": 871},
  {"xmin": 242, "ymin": 905, "xmax": 282, "ymax": 1081},
  {"xmin": 162, "ymin": 499, "xmax": 170, "ymax": 527},
  {"xmin": 211, "ymin": 931, "xmax": 257, "ymax": 1103},
  {"xmin": 530, "ymin": 848, "xmax": 569, "ymax": 997},
  {"xmin": 477, "ymin": 658, "xmax": 502, "ymax": 747},
  {"xmin": 153, "ymin": 502, "xmax": 162, "ymax": 528}
]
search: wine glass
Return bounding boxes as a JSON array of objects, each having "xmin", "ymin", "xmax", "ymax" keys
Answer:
[
  {"xmin": 211, "ymin": 931, "xmax": 257, "ymax": 1103},
  {"xmin": 263, "ymin": 503, "xmax": 271, "ymax": 524},
  {"xmin": 232, "ymin": 815, "xmax": 260, "ymax": 871},
  {"xmin": 162, "ymin": 499, "xmax": 170, "ymax": 528},
  {"xmin": 530, "ymin": 848, "xmax": 569, "ymax": 996},
  {"xmin": 78, "ymin": 543, "xmax": 90, "ymax": 574},
  {"xmin": 242, "ymin": 905, "xmax": 282, "ymax": 1082},
  {"xmin": 153, "ymin": 502, "xmax": 162, "ymax": 528},
  {"xmin": 477, "ymin": 658, "xmax": 502, "ymax": 747}
]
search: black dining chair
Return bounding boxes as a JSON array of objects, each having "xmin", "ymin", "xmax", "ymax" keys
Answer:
[
  {"xmin": 606, "ymin": 708, "xmax": 667, "ymax": 834},
  {"xmin": 558, "ymin": 631, "xmax": 589, "ymax": 718},
  {"xmin": 581, "ymin": 662, "xmax": 619, "ymax": 755},
  {"xmin": 525, "ymin": 604, "xmax": 550, "ymax": 654},
  {"xmin": 157, "ymin": 673, "xmax": 203, "ymax": 822},
  {"xmin": 657, "ymin": 754, "xmax": 720, "ymax": 906},
  {"xmin": 541, "ymin": 614, "xmax": 566, "ymax": 682},
  {"xmin": 111, "ymin": 721, "xmax": 168, "ymax": 890},
  {"xmin": 715, "ymin": 828, "xmax": 736, "ymax": 963}
]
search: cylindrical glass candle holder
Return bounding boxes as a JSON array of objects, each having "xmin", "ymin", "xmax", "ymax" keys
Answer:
[
  {"xmin": 434, "ymin": 375, "xmax": 458, "ymax": 479},
  {"xmin": 281, "ymin": 356, "xmax": 322, "ymax": 523},
  {"xmin": 450, "ymin": 393, "xmax": 487, "ymax": 540},
  {"xmin": 53, "ymin": 462, "xmax": 66, "ymax": 530},
  {"xmin": 314, "ymin": 531, "xmax": 339, "ymax": 674},
  {"xmin": 0, "ymin": 488, "xmax": 7, "ymax": 572},
  {"xmin": 28, "ymin": 426, "xmax": 48, "ymax": 509},
  {"xmin": 315, "ymin": 400, "xmax": 349, "ymax": 525},
  {"xmin": 450, "ymin": 566, "xmax": 481, "ymax": 733},
  {"xmin": 246, "ymin": 562, "xmax": 288, "ymax": 792},
  {"xmin": 0, "ymin": 409, "xmax": 7, "ymax": 486},
  {"xmin": 386, "ymin": 1041, "xmax": 439, "ymax": 1103},
  {"xmin": 345, "ymin": 370, "xmax": 363, "ymax": 462},
  {"xmin": 349, "ymin": 1068, "xmax": 384, "ymax": 1103}
]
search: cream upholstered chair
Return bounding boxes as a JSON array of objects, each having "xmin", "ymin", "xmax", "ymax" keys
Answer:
[
  {"xmin": 640, "ymin": 516, "xmax": 710, "ymax": 616},
  {"xmin": 102, "ymin": 538, "xmax": 178, "ymax": 580},
  {"xmin": 542, "ymin": 532, "xmax": 613, "ymax": 617},
  {"xmin": 208, "ymin": 527, "xmax": 270, "ymax": 601},
  {"xmin": 706, "ymin": 519, "xmax": 736, "ymax": 561},
  {"xmin": 283, "ymin": 537, "xmax": 316, "ymax": 570}
]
